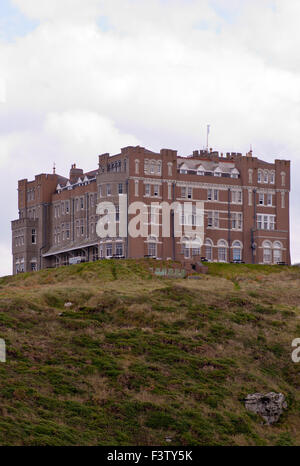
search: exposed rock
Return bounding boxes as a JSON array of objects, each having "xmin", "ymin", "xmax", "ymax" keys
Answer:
[
  {"xmin": 64, "ymin": 302, "xmax": 73, "ymax": 308},
  {"xmin": 245, "ymin": 392, "xmax": 287, "ymax": 425}
]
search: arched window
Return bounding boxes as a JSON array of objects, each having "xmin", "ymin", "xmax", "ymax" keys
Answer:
[
  {"xmin": 273, "ymin": 241, "xmax": 283, "ymax": 264},
  {"xmin": 218, "ymin": 239, "xmax": 228, "ymax": 262},
  {"xmin": 270, "ymin": 171, "xmax": 275, "ymax": 184},
  {"xmin": 181, "ymin": 236, "xmax": 190, "ymax": 259},
  {"xmin": 191, "ymin": 236, "xmax": 202, "ymax": 257},
  {"xmin": 232, "ymin": 240, "xmax": 242, "ymax": 262},
  {"xmin": 264, "ymin": 170, "xmax": 268, "ymax": 183},
  {"xmin": 258, "ymin": 170, "xmax": 262, "ymax": 183},
  {"xmin": 148, "ymin": 236, "xmax": 157, "ymax": 258},
  {"xmin": 157, "ymin": 161, "xmax": 162, "ymax": 175},
  {"xmin": 205, "ymin": 238, "xmax": 213, "ymax": 261},
  {"xmin": 263, "ymin": 241, "xmax": 272, "ymax": 264}
]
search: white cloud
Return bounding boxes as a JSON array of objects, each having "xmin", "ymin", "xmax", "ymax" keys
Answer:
[
  {"xmin": 0, "ymin": 0, "xmax": 300, "ymax": 276},
  {"xmin": 0, "ymin": 244, "xmax": 12, "ymax": 277}
]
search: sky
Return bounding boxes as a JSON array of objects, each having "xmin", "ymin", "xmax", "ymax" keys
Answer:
[{"xmin": 0, "ymin": 0, "xmax": 300, "ymax": 275}]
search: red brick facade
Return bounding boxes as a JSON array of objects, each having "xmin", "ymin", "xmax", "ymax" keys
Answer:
[{"xmin": 11, "ymin": 146, "xmax": 291, "ymax": 274}]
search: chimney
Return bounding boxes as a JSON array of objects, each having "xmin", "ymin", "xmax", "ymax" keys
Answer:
[{"xmin": 69, "ymin": 163, "xmax": 84, "ymax": 184}]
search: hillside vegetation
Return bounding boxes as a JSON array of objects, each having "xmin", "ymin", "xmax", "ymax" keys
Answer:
[{"xmin": 0, "ymin": 260, "xmax": 300, "ymax": 446}]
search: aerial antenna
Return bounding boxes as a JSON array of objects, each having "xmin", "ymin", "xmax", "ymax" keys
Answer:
[
  {"xmin": 53, "ymin": 162, "xmax": 56, "ymax": 174},
  {"xmin": 206, "ymin": 124, "xmax": 210, "ymax": 151}
]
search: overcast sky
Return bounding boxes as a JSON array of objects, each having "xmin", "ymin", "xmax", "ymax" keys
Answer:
[{"xmin": 0, "ymin": 0, "xmax": 299, "ymax": 275}]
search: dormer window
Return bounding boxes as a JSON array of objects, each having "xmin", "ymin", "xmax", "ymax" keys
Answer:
[
  {"xmin": 231, "ymin": 168, "xmax": 239, "ymax": 179},
  {"xmin": 197, "ymin": 165, "xmax": 205, "ymax": 176},
  {"xmin": 179, "ymin": 163, "xmax": 188, "ymax": 174},
  {"xmin": 214, "ymin": 167, "xmax": 222, "ymax": 177}
]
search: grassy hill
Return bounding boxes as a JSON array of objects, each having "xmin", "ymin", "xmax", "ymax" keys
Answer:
[{"xmin": 0, "ymin": 259, "xmax": 300, "ymax": 446}]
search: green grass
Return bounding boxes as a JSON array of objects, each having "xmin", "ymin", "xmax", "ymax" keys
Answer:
[{"xmin": 0, "ymin": 260, "xmax": 299, "ymax": 445}]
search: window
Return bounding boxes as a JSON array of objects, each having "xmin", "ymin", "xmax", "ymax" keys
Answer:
[
  {"xmin": 264, "ymin": 171, "xmax": 268, "ymax": 183},
  {"xmin": 145, "ymin": 184, "xmax": 150, "ymax": 196},
  {"xmin": 205, "ymin": 239, "xmax": 213, "ymax": 261},
  {"xmin": 259, "ymin": 193, "xmax": 264, "ymax": 205},
  {"xmin": 207, "ymin": 211, "xmax": 213, "ymax": 227},
  {"xmin": 181, "ymin": 187, "xmax": 186, "ymax": 198},
  {"xmin": 150, "ymin": 163, "xmax": 155, "ymax": 174},
  {"xmin": 267, "ymin": 194, "xmax": 273, "ymax": 206},
  {"xmin": 232, "ymin": 190, "xmax": 242, "ymax": 204},
  {"xmin": 106, "ymin": 184, "xmax": 111, "ymax": 196},
  {"xmin": 181, "ymin": 238, "xmax": 190, "ymax": 259},
  {"xmin": 31, "ymin": 261, "xmax": 37, "ymax": 272},
  {"xmin": 214, "ymin": 189, "xmax": 219, "ymax": 201},
  {"xmin": 148, "ymin": 237, "xmax": 157, "ymax": 257},
  {"xmin": 257, "ymin": 214, "xmax": 262, "ymax": 229},
  {"xmin": 232, "ymin": 241, "xmax": 242, "ymax": 261},
  {"xmin": 263, "ymin": 241, "xmax": 272, "ymax": 264},
  {"xmin": 213, "ymin": 211, "xmax": 219, "ymax": 228},
  {"xmin": 157, "ymin": 162, "xmax": 162, "ymax": 175},
  {"xmin": 187, "ymin": 187, "xmax": 192, "ymax": 199},
  {"xmin": 66, "ymin": 201, "xmax": 70, "ymax": 213},
  {"xmin": 80, "ymin": 197, "xmax": 84, "ymax": 209},
  {"xmin": 218, "ymin": 240, "xmax": 227, "ymax": 262},
  {"xmin": 154, "ymin": 185, "xmax": 159, "ymax": 196},
  {"xmin": 116, "ymin": 205, "xmax": 120, "ymax": 222},
  {"xmin": 207, "ymin": 189, "xmax": 212, "ymax": 200},
  {"xmin": 258, "ymin": 170, "xmax": 262, "ymax": 183},
  {"xmin": 270, "ymin": 171, "xmax": 275, "ymax": 184},
  {"xmin": 207, "ymin": 211, "xmax": 219, "ymax": 228},
  {"xmin": 116, "ymin": 242, "xmax": 123, "ymax": 257},
  {"xmin": 31, "ymin": 229, "xmax": 36, "ymax": 244},
  {"xmin": 168, "ymin": 163, "xmax": 172, "ymax": 176},
  {"xmin": 106, "ymin": 243, "xmax": 113, "ymax": 257},
  {"xmin": 281, "ymin": 192, "xmax": 285, "ymax": 208},
  {"xmin": 281, "ymin": 172, "xmax": 286, "ymax": 187},
  {"xmin": 92, "ymin": 247, "xmax": 98, "ymax": 261},
  {"xmin": 257, "ymin": 215, "xmax": 275, "ymax": 231},
  {"xmin": 269, "ymin": 216, "xmax": 275, "ymax": 230},
  {"xmin": 273, "ymin": 241, "xmax": 282, "ymax": 264},
  {"xmin": 118, "ymin": 183, "xmax": 123, "ymax": 194},
  {"xmin": 61, "ymin": 202, "xmax": 65, "ymax": 215},
  {"xmin": 231, "ymin": 213, "xmax": 242, "ymax": 230},
  {"xmin": 66, "ymin": 224, "xmax": 70, "ymax": 239}
]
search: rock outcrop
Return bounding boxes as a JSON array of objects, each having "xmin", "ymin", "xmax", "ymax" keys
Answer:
[{"xmin": 245, "ymin": 392, "xmax": 287, "ymax": 425}]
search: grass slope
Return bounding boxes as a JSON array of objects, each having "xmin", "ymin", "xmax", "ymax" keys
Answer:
[{"xmin": 0, "ymin": 260, "xmax": 300, "ymax": 446}]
